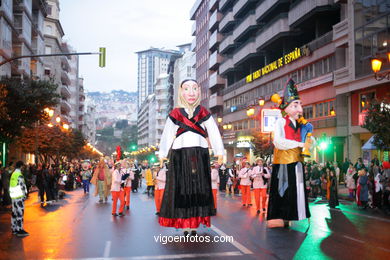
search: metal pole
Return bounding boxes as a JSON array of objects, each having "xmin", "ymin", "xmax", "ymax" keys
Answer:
[{"xmin": 0, "ymin": 52, "xmax": 101, "ymax": 67}]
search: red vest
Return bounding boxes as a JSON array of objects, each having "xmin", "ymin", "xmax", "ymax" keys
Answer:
[
  {"xmin": 284, "ymin": 116, "xmax": 301, "ymax": 142},
  {"xmin": 169, "ymin": 106, "xmax": 211, "ymax": 138}
]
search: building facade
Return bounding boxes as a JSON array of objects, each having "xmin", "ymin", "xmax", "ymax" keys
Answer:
[
  {"xmin": 173, "ymin": 44, "xmax": 196, "ymax": 107},
  {"xmin": 136, "ymin": 47, "xmax": 181, "ymax": 108},
  {"xmin": 200, "ymin": 0, "xmax": 389, "ymax": 164}
]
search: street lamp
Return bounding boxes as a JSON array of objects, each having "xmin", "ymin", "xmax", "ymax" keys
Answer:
[
  {"xmin": 330, "ymin": 107, "xmax": 336, "ymax": 116},
  {"xmin": 370, "ymin": 51, "xmax": 390, "ymax": 80},
  {"xmin": 258, "ymin": 96, "xmax": 265, "ymax": 107},
  {"xmin": 246, "ymin": 106, "xmax": 255, "ymax": 117},
  {"xmin": 217, "ymin": 117, "xmax": 223, "ymax": 123},
  {"xmin": 56, "ymin": 116, "xmax": 61, "ymax": 123}
]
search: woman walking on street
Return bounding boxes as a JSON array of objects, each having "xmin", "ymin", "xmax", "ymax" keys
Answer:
[
  {"xmin": 111, "ymin": 162, "xmax": 125, "ymax": 216},
  {"xmin": 123, "ymin": 160, "xmax": 135, "ymax": 210},
  {"xmin": 154, "ymin": 163, "xmax": 166, "ymax": 215},
  {"xmin": 238, "ymin": 161, "xmax": 252, "ymax": 207},
  {"xmin": 328, "ymin": 169, "xmax": 339, "ymax": 208},
  {"xmin": 91, "ymin": 159, "xmax": 111, "ymax": 203},
  {"xmin": 81, "ymin": 161, "xmax": 92, "ymax": 194},
  {"xmin": 251, "ymin": 158, "xmax": 271, "ymax": 214}
]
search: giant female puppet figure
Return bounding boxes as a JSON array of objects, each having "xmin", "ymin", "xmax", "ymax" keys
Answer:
[
  {"xmin": 267, "ymin": 78, "xmax": 313, "ymax": 228},
  {"xmin": 158, "ymin": 79, "xmax": 224, "ymax": 236}
]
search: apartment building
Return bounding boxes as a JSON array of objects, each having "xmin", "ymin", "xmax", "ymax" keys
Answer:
[
  {"xmin": 136, "ymin": 47, "xmax": 181, "ymax": 108},
  {"xmin": 200, "ymin": 0, "xmax": 389, "ymax": 164},
  {"xmin": 173, "ymin": 44, "xmax": 196, "ymax": 107},
  {"xmin": 0, "ymin": 0, "xmax": 47, "ymax": 78}
]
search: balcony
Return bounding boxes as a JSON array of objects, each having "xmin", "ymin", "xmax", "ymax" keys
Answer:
[
  {"xmin": 61, "ymin": 85, "xmax": 71, "ymax": 99},
  {"xmin": 209, "ymin": 51, "xmax": 223, "ymax": 70},
  {"xmin": 256, "ymin": 0, "xmax": 281, "ymax": 22},
  {"xmin": 191, "ymin": 37, "xmax": 196, "ymax": 52},
  {"xmin": 219, "ymin": 11, "xmax": 235, "ymax": 33},
  {"xmin": 209, "ymin": 10, "xmax": 222, "ymax": 32},
  {"xmin": 209, "ymin": 71, "xmax": 225, "ymax": 89},
  {"xmin": 209, "ymin": 31, "xmax": 223, "ymax": 51},
  {"xmin": 156, "ymin": 93, "xmax": 169, "ymax": 100},
  {"xmin": 209, "ymin": 0, "xmax": 218, "ymax": 12},
  {"xmin": 255, "ymin": 16, "xmax": 289, "ymax": 50},
  {"xmin": 156, "ymin": 113, "xmax": 168, "ymax": 120},
  {"xmin": 219, "ymin": 33, "xmax": 235, "ymax": 54},
  {"xmin": 190, "ymin": 0, "xmax": 202, "ymax": 20},
  {"xmin": 233, "ymin": 0, "xmax": 257, "ymax": 18},
  {"xmin": 233, "ymin": 39, "xmax": 256, "ymax": 66},
  {"xmin": 289, "ymin": 0, "xmax": 333, "ymax": 27},
  {"xmin": 209, "ymin": 94, "xmax": 223, "ymax": 109},
  {"xmin": 233, "ymin": 12, "xmax": 257, "ymax": 42},
  {"xmin": 192, "ymin": 22, "xmax": 196, "ymax": 36},
  {"xmin": 61, "ymin": 56, "xmax": 70, "ymax": 72},
  {"xmin": 0, "ymin": 0, "xmax": 13, "ymax": 21},
  {"xmin": 333, "ymin": 19, "xmax": 348, "ymax": 47},
  {"xmin": 333, "ymin": 67, "xmax": 350, "ymax": 86},
  {"xmin": 219, "ymin": 56, "xmax": 234, "ymax": 75},
  {"xmin": 61, "ymin": 71, "xmax": 71, "ymax": 85},
  {"xmin": 220, "ymin": 0, "xmax": 235, "ymax": 11},
  {"xmin": 61, "ymin": 99, "xmax": 72, "ymax": 112}
]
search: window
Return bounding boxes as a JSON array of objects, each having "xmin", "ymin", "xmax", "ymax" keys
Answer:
[
  {"xmin": 47, "ymin": 5, "xmax": 52, "ymax": 15},
  {"xmin": 45, "ymin": 25, "xmax": 52, "ymax": 35},
  {"xmin": 360, "ymin": 92, "xmax": 375, "ymax": 112},
  {"xmin": 303, "ymin": 106, "xmax": 313, "ymax": 119},
  {"xmin": 45, "ymin": 45, "xmax": 52, "ymax": 54}
]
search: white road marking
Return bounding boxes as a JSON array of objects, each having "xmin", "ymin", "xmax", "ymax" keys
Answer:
[
  {"xmin": 103, "ymin": 241, "xmax": 111, "ymax": 257},
  {"xmin": 210, "ymin": 224, "xmax": 253, "ymax": 255},
  {"xmin": 329, "ymin": 208, "xmax": 390, "ymax": 223},
  {"xmin": 68, "ymin": 251, "xmax": 242, "ymax": 260},
  {"xmin": 343, "ymin": 235, "xmax": 364, "ymax": 243}
]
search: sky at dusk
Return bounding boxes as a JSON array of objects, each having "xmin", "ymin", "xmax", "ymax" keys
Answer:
[{"xmin": 60, "ymin": 0, "xmax": 194, "ymax": 93}]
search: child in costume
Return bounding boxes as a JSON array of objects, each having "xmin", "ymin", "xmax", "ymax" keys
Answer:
[
  {"xmin": 267, "ymin": 78, "xmax": 312, "ymax": 228},
  {"xmin": 158, "ymin": 79, "xmax": 224, "ymax": 236}
]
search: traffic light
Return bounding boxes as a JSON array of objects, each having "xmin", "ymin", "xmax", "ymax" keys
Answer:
[
  {"xmin": 99, "ymin": 47, "xmax": 106, "ymax": 67},
  {"xmin": 130, "ymin": 144, "xmax": 137, "ymax": 151},
  {"xmin": 318, "ymin": 133, "xmax": 328, "ymax": 151}
]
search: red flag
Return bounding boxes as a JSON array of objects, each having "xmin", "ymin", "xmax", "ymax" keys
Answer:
[{"xmin": 116, "ymin": 146, "xmax": 121, "ymax": 161}]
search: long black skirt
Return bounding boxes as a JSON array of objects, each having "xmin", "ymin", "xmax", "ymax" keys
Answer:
[
  {"xmin": 159, "ymin": 147, "xmax": 216, "ymax": 228},
  {"xmin": 267, "ymin": 162, "xmax": 311, "ymax": 221}
]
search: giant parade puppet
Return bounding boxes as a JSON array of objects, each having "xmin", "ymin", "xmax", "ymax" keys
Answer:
[
  {"xmin": 158, "ymin": 79, "xmax": 224, "ymax": 236},
  {"xmin": 267, "ymin": 78, "xmax": 314, "ymax": 228}
]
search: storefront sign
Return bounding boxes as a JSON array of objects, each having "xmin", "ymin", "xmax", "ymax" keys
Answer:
[
  {"xmin": 237, "ymin": 141, "xmax": 251, "ymax": 148},
  {"xmin": 261, "ymin": 109, "xmax": 282, "ymax": 133},
  {"xmin": 245, "ymin": 46, "xmax": 310, "ymax": 83}
]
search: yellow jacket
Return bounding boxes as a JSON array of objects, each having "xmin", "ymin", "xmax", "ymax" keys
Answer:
[{"xmin": 145, "ymin": 169, "xmax": 154, "ymax": 186}]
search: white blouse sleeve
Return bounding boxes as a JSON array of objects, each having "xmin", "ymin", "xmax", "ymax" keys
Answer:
[
  {"xmin": 203, "ymin": 116, "xmax": 225, "ymax": 156},
  {"xmin": 159, "ymin": 117, "xmax": 179, "ymax": 159},
  {"xmin": 273, "ymin": 117, "xmax": 301, "ymax": 150}
]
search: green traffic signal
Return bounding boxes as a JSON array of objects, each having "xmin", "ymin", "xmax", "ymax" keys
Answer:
[
  {"xmin": 99, "ymin": 47, "xmax": 106, "ymax": 67},
  {"xmin": 319, "ymin": 141, "xmax": 328, "ymax": 150}
]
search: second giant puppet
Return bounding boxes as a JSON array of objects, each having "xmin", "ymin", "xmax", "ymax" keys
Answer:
[
  {"xmin": 158, "ymin": 79, "xmax": 224, "ymax": 235},
  {"xmin": 267, "ymin": 78, "xmax": 312, "ymax": 228}
]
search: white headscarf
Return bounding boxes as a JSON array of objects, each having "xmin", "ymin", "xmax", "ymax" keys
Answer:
[{"xmin": 177, "ymin": 79, "xmax": 201, "ymax": 118}]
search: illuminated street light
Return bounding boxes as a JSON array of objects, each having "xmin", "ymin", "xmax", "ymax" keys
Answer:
[
  {"xmin": 56, "ymin": 116, "xmax": 61, "ymax": 123},
  {"xmin": 217, "ymin": 117, "xmax": 223, "ymax": 123},
  {"xmin": 258, "ymin": 96, "xmax": 265, "ymax": 107},
  {"xmin": 370, "ymin": 51, "xmax": 390, "ymax": 80},
  {"xmin": 246, "ymin": 106, "xmax": 255, "ymax": 117},
  {"xmin": 330, "ymin": 107, "xmax": 336, "ymax": 116}
]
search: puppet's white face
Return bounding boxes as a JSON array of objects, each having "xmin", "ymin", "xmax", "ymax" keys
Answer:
[
  {"xmin": 285, "ymin": 100, "xmax": 303, "ymax": 120},
  {"xmin": 181, "ymin": 81, "xmax": 200, "ymax": 105}
]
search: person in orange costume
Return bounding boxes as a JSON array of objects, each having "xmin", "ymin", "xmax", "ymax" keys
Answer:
[
  {"xmin": 251, "ymin": 158, "xmax": 271, "ymax": 214},
  {"xmin": 154, "ymin": 163, "xmax": 166, "ymax": 215},
  {"xmin": 111, "ymin": 162, "xmax": 125, "ymax": 216},
  {"xmin": 238, "ymin": 161, "xmax": 252, "ymax": 207}
]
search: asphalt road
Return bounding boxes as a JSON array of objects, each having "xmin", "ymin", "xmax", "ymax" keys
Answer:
[{"xmin": 0, "ymin": 184, "xmax": 389, "ymax": 260}]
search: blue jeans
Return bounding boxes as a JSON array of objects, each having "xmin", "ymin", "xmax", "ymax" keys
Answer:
[{"xmin": 82, "ymin": 180, "xmax": 90, "ymax": 193}]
